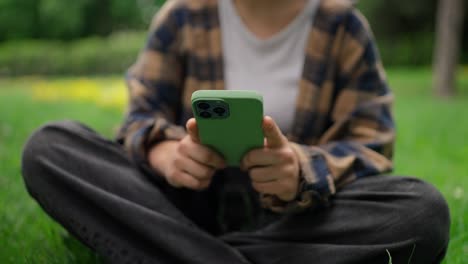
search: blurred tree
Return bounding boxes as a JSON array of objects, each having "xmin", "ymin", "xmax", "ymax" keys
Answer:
[
  {"xmin": 38, "ymin": 0, "xmax": 149, "ymax": 39},
  {"xmin": 0, "ymin": 0, "xmax": 39, "ymax": 41},
  {"xmin": 109, "ymin": 0, "xmax": 145, "ymax": 31},
  {"xmin": 433, "ymin": 0, "xmax": 465, "ymax": 97},
  {"xmin": 0, "ymin": 0, "xmax": 464, "ymax": 68},
  {"xmin": 137, "ymin": 0, "xmax": 163, "ymax": 25},
  {"xmin": 38, "ymin": 0, "xmax": 94, "ymax": 39},
  {"xmin": 0, "ymin": 0, "xmax": 166, "ymax": 41},
  {"xmin": 358, "ymin": 0, "xmax": 438, "ymax": 66},
  {"xmin": 358, "ymin": 0, "xmax": 468, "ymax": 66},
  {"xmin": 358, "ymin": 0, "xmax": 437, "ymax": 35}
]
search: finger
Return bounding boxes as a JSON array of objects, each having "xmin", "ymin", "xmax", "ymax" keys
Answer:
[
  {"xmin": 263, "ymin": 116, "xmax": 286, "ymax": 148},
  {"xmin": 252, "ymin": 179, "xmax": 297, "ymax": 201},
  {"xmin": 184, "ymin": 142, "xmax": 226, "ymax": 169},
  {"xmin": 167, "ymin": 171, "xmax": 201, "ymax": 190},
  {"xmin": 251, "ymin": 180, "xmax": 284, "ymax": 196},
  {"xmin": 249, "ymin": 166, "xmax": 279, "ymax": 183},
  {"xmin": 241, "ymin": 149, "xmax": 279, "ymax": 170},
  {"xmin": 186, "ymin": 118, "xmax": 200, "ymax": 143},
  {"xmin": 176, "ymin": 155, "xmax": 215, "ymax": 181},
  {"xmin": 277, "ymin": 192, "xmax": 297, "ymax": 202},
  {"xmin": 197, "ymin": 178, "xmax": 212, "ymax": 190}
]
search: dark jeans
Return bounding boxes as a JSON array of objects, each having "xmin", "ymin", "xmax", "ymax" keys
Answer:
[{"xmin": 21, "ymin": 121, "xmax": 450, "ymax": 264}]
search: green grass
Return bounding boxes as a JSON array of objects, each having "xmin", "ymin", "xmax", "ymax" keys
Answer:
[
  {"xmin": 0, "ymin": 68, "xmax": 467, "ymax": 263},
  {"xmin": 0, "ymin": 79, "xmax": 121, "ymax": 263}
]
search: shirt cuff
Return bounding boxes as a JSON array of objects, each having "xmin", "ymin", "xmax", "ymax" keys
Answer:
[{"xmin": 126, "ymin": 117, "xmax": 187, "ymax": 165}]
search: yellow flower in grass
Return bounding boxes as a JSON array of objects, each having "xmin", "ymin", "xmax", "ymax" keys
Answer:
[{"xmin": 32, "ymin": 77, "xmax": 127, "ymax": 108}]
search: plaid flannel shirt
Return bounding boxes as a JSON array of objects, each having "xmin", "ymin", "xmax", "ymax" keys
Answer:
[{"xmin": 116, "ymin": 0, "xmax": 395, "ymax": 213}]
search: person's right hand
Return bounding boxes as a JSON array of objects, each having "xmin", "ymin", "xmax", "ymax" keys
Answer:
[{"xmin": 147, "ymin": 118, "xmax": 226, "ymax": 190}]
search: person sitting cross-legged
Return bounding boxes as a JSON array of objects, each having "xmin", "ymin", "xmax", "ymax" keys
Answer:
[{"xmin": 21, "ymin": 0, "xmax": 450, "ymax": 263}]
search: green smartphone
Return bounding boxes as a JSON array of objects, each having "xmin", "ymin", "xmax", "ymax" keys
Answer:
[{"xmin": 191, "ymin": 90, "xmax": 264, "ymax": 167}]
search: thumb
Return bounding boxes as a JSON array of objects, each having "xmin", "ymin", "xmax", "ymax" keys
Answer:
[
  {"xmin": 263, "ymin": 116, "xmax": 286, "ymax": 148},
  {"xmin": 186, "ymin": 118, "xmax": 200, "ymax": 143}
]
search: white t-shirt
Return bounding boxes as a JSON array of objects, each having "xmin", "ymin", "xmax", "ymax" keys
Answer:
[{"xmin": 219, "ymin": 0, "xmax": 320, "ymax": 134}]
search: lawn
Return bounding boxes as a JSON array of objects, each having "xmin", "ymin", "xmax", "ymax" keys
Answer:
[{"xmin": 0, "ymin": 68, "xmax": 467, "ymax": 263}]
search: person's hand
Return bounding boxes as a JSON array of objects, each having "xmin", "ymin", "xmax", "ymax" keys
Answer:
[
  {"xmin": 241, "ymin": 116, "xmax": 300, "ymax": 201},
  {"xmin": 147, "ymin": 118, "xmax": 226, "ymax": 190}
]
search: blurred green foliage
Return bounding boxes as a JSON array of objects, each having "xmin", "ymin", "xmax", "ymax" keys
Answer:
[
  {"xmin": 0, "ymin": 0, "xmax": 466, "ymax": 74},
  {"xmin": 358, "ymin": 0, "xmax": 467, "ymax": 66},
  {"xmin": 358, "ymin": 0, "xmax": 437, "ymax": 35},
  {"xmin": 358, "ymin": 0, "xmax": 432, "ymax": 65},
  {"xmin": 3, "ymin": 0, "xmax": 464, "ymax": 43},
  {"xmin": 0, "ymin": 0, "xmax": 165, "ymax": 41},
  {"xmin": 0, "ymin": 31, "xmax": 146, "ymax": 76}
]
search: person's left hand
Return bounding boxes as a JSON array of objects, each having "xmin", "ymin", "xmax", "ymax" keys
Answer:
[{"xmin": 241, "ymin": 116, "xmax": 300, "ymax": 201}]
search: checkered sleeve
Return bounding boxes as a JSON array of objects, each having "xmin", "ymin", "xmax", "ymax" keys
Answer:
[
  {"xmin": 116, "ymin": 0, "xmax": 187, "ymax": 165},
  {"xmin": 263, "ymin": 10, "xmax": 395, "ymax": 213}
]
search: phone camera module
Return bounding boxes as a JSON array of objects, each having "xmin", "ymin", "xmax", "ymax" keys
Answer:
[
  {"xmin": 213, "ymin": 107, "xmax": 226, "ymax": 115},
  {"xmin": 200, "ymin": 111, "xmax": 212, "ymax": 118},
  {"xmin": 197, "ymin": 102, "xmax": 210, "ymax": 110}
]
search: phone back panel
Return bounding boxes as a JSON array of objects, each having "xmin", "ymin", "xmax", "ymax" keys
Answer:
[{"xmin": 191, "ymin": 90, "xmax": 264, "ymax": 167}]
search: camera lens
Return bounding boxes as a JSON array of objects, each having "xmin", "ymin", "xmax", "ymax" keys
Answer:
[
  {"xmin": 200, "ymin": 111, "xmax": 211, "ymax": 118},
  {"xmin": 197, "ymin": 102, "xmax": 210, "ymax": 110},
  {"xmin": 213, "ymin": 107, "xmax": 226, "ymax": 114}
]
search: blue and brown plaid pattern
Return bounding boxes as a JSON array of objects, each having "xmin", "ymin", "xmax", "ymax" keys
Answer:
[{"xmin": 116, "ymin": 0, "xmax": 394, "ymax": 213}]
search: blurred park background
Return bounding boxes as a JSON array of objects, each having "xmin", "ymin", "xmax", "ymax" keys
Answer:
[{"xmin": 0, "ymin": 0, "xmax": 467, "ymax": 263}]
